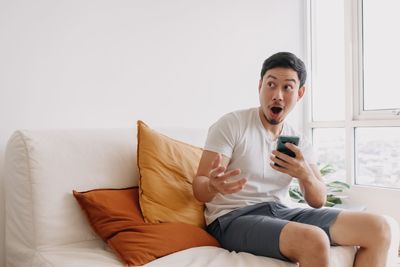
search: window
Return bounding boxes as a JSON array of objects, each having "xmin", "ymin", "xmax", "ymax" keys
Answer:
[
  {"xmin": 307, "ymin": 0, "xmax": 400, "ymax": 188},
  {"xmin": 362, "ymin": 0, "xmax": 400, "ymax": 113},
  {"xmin": 355, "ymin": 127, "xmax": 400, "ymax": 189},
  {"xmin": 312, "ymin": 128, "xmax": 346, "ymax": 182},
  {"xmin": 310, "ymin": 0, "xmax": 346, "ymax": 122}
]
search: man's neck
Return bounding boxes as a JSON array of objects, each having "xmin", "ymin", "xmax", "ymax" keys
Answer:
[
  {"xmin": 265, "ymin": 125, "xmax": 283, "ymax": 141},
  {"xmin": 258, "ymin": 108, "xmax": 283, "ymax": 140}
]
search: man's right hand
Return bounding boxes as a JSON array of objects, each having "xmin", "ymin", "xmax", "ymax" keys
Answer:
[
  {"xmin": 207, "ymin": 153, "xmax": 247, "ymax": 195},
  {"xmin": 193, "ymin": 151, "xmax": 247, "ymax": 202}
]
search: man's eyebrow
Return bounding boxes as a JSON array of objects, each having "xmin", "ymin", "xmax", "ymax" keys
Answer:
[
  {"xmin": 266, "ymin": 75, "xmax": 297, "ymax": 84},
  {"xmin": 285, "ymin": 78, "xmax": 297, "ymax": 83}
]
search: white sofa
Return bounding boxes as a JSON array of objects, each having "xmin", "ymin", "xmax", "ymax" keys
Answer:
[{"xmin": 4, "ymin": 128, "xmax": 399, "ymax": 267}]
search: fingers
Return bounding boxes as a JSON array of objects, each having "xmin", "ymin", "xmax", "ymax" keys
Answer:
[
  {"xmin": 209, "ymin": 153, "xmax": 240, "ymax": 180},
  {"xmin": 210, "ymin": 153, "xmax": 225, "ymax": 178},
  {"xmin": 209, "ymin": 153, "xmax": 247, "ymax": 195},
  {"xmin": 208, "ymin": 166, "xmax": 246, "ymax": 194},
  {"xmin": 215, "ymin": 178, "xmax": 247, "ymax": 195},
  {"xmin": 270, "ymin": 149, "xmax": 296, "ymax": 174},
  {"xmin": 285, "ymin": 143, "xmax": 304, "ymax": 159},
  {"xmin": 211, "ymin": 153, "xmax": 222, "ymax": 169},
  {"xmin": 271, "ymin": 142, "xmax": 305, "ymax": 168},
  {"xmin": 209, "ymin": 165, "xmax": 225, "ymax": 178},
  {"xmin": 270, "ymin": 145, "xmax": 309, "ymax": 177},
  {"xmin": 271, "ymin": 150, "xmax": 292, "ymax": 165},
  {"xmin": 220, "ymin": 168, "xmax": 241, "ymax": 180},
  {"xmin": 270, "ymin": 155, "xmax": 289, "ymax": 169},
  {"xmin": 270, "ymin": 160, "xmax": 287, "ymax": 173},
  {"xmin": 209, "ymin": 153, "xmax": 225, "ymax": 181},
  {"xmin": 209, "ymin": 167, "xmax": 241, "ymax": 182},
  {"xmin": 218, "ymin": 178, "xmax": 247, "ymax": 195}
]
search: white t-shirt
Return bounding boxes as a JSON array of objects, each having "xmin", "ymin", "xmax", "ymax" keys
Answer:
[{"xmin": 203, "ymin": 107, "xmax": 317, "ymax": 225}]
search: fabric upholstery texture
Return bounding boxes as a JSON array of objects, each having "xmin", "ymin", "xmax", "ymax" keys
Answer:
[
  {"xmin": 137, "ymin": 120, "xmax": 206, "ymax": 228},
  {"xmin": 73, "ymin": 186, "xmax": 219, "ymax": 266}
]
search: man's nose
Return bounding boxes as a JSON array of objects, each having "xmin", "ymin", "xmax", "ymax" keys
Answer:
[{"xmin": 272, "ymin": 88, "xmax": 283, "ymax": 101}]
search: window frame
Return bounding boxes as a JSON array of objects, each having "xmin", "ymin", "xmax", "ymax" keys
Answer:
[
  {"xmin": 354, "ymin": 0, "xmax": 400, "ymax": 120},
  {"xmin": 305, "ymin": 0, "xmax": 400, "ymax": 189}
]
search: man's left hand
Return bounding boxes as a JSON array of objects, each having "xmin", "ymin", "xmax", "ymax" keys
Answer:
[{"xmin": 270, "ymin": 142, "xmax": 313, "ymax": 182}]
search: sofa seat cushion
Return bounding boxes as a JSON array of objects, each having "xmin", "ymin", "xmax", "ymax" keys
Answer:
[
  {"xmin": 32, "ymin": 242, "xmax": 356, "ymax": 267},
  {"xmin": 31, "ymin": 240, "xmax": 122, "ymax": 267}
]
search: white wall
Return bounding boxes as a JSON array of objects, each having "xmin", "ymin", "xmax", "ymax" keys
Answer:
[{"xmin": 0, "ymin": 0, "xmax": 306, "ymax": 265}]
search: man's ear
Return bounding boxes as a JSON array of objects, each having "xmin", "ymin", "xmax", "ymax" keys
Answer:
[
  {"xmin": 297, "ymin": 86, "xmax": 305, "ymax": 100},
  {"xmin": 258, "ymin": 79, "xmax": 262, "ymax": 93}
]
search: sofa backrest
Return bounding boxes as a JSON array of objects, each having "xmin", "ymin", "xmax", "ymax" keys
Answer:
[
  {"xmin": 5, "ymin": 129, "xmax": 140, "ymax": 250},
  {"xmin": 4, "ymin": 127, "xmax": 207, "ymax": 254},
  {"xmin": 5, "ymin": 128, "xmax": 206, "ymax": 252}
]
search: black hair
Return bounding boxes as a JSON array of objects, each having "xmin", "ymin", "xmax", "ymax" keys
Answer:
[{"xmin": 260, "ymin": 52, "xmax": 307, "ymax": 88}]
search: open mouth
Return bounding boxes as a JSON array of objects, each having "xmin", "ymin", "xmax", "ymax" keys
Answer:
[{"xmin": 270, "ymin": 106, "xmax": 283, "ymax": 114}]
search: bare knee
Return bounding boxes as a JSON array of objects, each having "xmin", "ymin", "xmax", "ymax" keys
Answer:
[
  {"xmin": 366, "ymin": 215, "xmax": 391, "ymax": 249},
  {"xmin": 300, "ymin": 227, "xmax": 330, "ymax": 257},
  {"xmin": 280, "ymin": 224, "xmax": 330, "ymax": 264}
]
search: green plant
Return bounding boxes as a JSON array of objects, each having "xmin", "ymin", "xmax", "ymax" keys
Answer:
[{"xmin": 289, "ymin": 164, "xmax": 350, "ymax": 207}]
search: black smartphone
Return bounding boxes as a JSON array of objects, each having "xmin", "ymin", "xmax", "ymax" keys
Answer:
[{"xmin": 277, "ymin": 135, "xmax": 300, "ymax": 158}]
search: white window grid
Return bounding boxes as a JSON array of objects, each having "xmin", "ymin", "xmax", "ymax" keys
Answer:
[{"xmin": 303, "ymin": 0, "xmax": 400, "ymax": 188}]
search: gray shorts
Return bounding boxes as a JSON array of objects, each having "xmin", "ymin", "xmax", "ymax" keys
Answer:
[{"xmin": 206, "ymin": 202, "xmax": 341, "ymax": 261}]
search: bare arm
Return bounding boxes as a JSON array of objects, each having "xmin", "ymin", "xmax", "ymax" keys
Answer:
[
  {"xmin": 193, "ymin": 150, "xmax": 247, "ymax": 203},
  {"xmin": 298, "ymin": 164, "xmax": 327, "ymax": 208},
  {"xmin": 270, "ymin": 143, "xmax": 326, "ymax": 208}
]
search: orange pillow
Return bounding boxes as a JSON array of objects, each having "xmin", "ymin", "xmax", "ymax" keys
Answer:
[
  {"xmin": 137, "ymin": 121, "xmax": 206, "ymax": 228},
  {"xmin": 108, "ymin": 222, "xmax": 220, "ymax": 266},
  {"xmin": 73, "ymin": 186, "xmax": 220, "ymax": 266},
  {"xmin": 73, "ymin": 187, "xmax": 144, "ymax": 241}
]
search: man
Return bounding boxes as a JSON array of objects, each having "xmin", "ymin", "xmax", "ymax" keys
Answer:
[{"xmin": 193, "ymin": 52, "xmax": 391, "ymax": 267}]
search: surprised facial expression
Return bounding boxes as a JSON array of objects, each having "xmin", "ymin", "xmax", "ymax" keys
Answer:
[{"xmin": 258, "ymin": 67, "xmax": 305, "ymax": 125}]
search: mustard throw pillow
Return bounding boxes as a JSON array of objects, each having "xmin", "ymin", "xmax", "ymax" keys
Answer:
[{"xmin": 137, "ymin": 120, "xmax": 205, "ymax": 228}]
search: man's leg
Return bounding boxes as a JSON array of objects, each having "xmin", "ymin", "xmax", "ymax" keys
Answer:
[
  {"xmin": 215, "ymin": 214, "xmax": 330, "ymax": 265},
  {"xmin": 330, "ymin": 211, "xmax": 391, "ymax": 267},
  {"xmin": 279, "ymin": 222, "xmax": 330, "ymax": 267}
]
